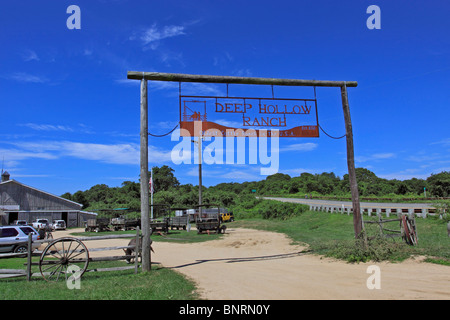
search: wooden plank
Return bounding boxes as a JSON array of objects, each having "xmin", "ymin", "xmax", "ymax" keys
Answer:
[
  {"xmin": 26, "ymin": 255, "xmax": 136, "ymax": 265},
  {"xmin": 127, "ymin": 71, "xmax": 358, "ymax": 88},
  {"xmin": 86, "ymin": 266, "xmax": 137, "ymax": 273},
  {"xmin": 0, "ymin": 269, "xmax": 26, "ymax": 274},
  {"xmin": 87, "ymin": 245, "xmax": 135, "ymax": 252},
  {"xmin": 0, "ymin": 274, "xmax": 26, "ymax": 279},
  {"xmin": 0, "ymin": 252, "xmax": 27, "ymax": 259}
]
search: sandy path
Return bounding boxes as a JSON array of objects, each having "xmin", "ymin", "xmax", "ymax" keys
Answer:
[{"xmin": 55, "ymin": 227, "xmax": 450, "ymax": 300}]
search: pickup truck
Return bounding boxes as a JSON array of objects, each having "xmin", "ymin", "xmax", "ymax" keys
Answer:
[{"xmin": 32, "ymin": 219, "xmax": 50, "ymax": 229}]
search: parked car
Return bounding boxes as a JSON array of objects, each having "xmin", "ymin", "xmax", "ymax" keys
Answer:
[
  {"xmin": 32, "ymin": 219, "xmax": 50, "ymax": 229},
  {"xmin": 220, "ymin": 212, "xmax": 235, "ymax": 222},
  {"xmin": 52, "ymin": 220, "xmax": 66, "ymax": 230},
  {"xmin": 0, "ymin": 226, "xmax": 41, "ymax": 254},
  {"xmin": 12, "ymin": 220, "xmax": 28, "ymax": 226}
]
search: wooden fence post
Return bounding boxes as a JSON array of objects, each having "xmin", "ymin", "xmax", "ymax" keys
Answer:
[
  {"xmin": 26, "ymin": 233, "xmax": 32, "ymax": 281},
  {"xmin": 135, "ymin": 226, "xmax": 140, "ymax": 274},
  {"xmin": 140, "ymin": 77, "xmax": 151, "ymax": 272}
]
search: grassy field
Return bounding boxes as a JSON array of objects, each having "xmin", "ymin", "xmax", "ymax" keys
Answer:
[
  {"xmin": 1, "ymin": 209, "xmax": 448, "ymax": 300},
  {"xmin": 233, "ymin": 210, "xmax": 450, "ymax": 264},
  {"xmin": 0, "ymin": 257, "xmax": 199, "ymax": 300}
]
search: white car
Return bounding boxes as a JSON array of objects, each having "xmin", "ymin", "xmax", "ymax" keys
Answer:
[
  {"xmin": 32, "ymin": 219, "xmax": 50, "ymax": 229},
  {"xmin": 0, "ymin": 226, "xmax": 41, "ymax": 254},
  {"xmin": 52, "ymin": 220, "xmax": 66, "ymax": 230}
]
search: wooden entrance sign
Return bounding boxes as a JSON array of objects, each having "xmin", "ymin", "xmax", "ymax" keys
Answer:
[{"xmin": 127, "ymin": 72, "xmax": 361, "ymax": 272}]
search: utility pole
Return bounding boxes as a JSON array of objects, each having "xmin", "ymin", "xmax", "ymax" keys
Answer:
[{"xmin": 192, "ymin": 134, "xmax": 203, "ymax": 215}]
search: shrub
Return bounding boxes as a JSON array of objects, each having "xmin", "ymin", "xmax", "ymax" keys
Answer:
[
  {"xmin": 326, "ymin": 236, "xmax": 412, "ymax": 263},
  {"xmin": 257, "ymin": 200, "xmax": 309, "ymax": 220}
]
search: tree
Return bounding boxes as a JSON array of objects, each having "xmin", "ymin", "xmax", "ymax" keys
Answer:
[
  {"xmin": 72, "ymin": 190, "xmax": 89, "ymax": 209},
  {"xmin": 150, "ymin": 165, "xmax": 180, "ymax": 192},
  {"xmin": 427, "ymin": 171, "xmax": 450, "ymax": 197}
]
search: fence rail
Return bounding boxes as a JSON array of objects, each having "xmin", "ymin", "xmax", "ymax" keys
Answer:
[{"xmin": 0, "ymin": 227, "xmax": 142, "ymax": 280}]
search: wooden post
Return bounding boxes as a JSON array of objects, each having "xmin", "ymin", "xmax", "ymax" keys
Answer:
[
  {"xmin": 198, "ymin": 136, "xmax": 203, "ymax": 216},
  {"xmin": 140, "ymin": 78, "xmax": 151, "ymax": 272},
  {"xmin": 341, "ymin": 84, "xmax": 362, "ymax": 238},
  {"xmin": 26, "ymin": 233, "xmax": 32, "ymax": 281},
  {"xmin": 134, "ymin": 226, "xmax": 140, "ymax": 274}
]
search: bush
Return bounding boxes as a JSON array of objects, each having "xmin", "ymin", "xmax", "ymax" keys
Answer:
[
  {"xmin": 231, "ymin": 199, "xmax": 309, "ymax": 220},
  {"xmin": 258, "ymin": 201, "xmax": 309, "ymax": 220},
  {"xmin": 326, "ymin": 236, "xmax": 412, "ymax": 263}
]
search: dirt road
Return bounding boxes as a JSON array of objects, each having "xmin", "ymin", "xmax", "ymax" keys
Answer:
[{"xmin": 55, "ymin": 227, "xmax": 450, "ymax": 300}]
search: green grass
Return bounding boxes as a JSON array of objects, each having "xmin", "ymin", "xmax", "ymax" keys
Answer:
[
  {"xmin": 0, "ymin": 227, "xmax": 222, "ymax": 300},
  {"xmin": 0, "ymin": 257, "xmax": 198, "ymax": 300},
  {"xmin": 233, "ymin": 210, "xmax": 450, "ymax": 264},
  {"xmin": 1, "ymin": 210, "xmax": 447, "ymax": 300}
]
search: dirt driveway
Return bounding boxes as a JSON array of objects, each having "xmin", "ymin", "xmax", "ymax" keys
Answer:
[{"xmin": 55, "ymin": 227, "xmax": 450, "ymax": 300}]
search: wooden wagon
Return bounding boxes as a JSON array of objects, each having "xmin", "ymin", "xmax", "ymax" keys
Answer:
[
  {"xmin": 84, "ymin": 218, "xmax": 110, "ymax": 233},
  {"xmin": 149, "ymin": 218, "xmax": 169, "ymax": 234},
  {"xmin": 168, "ymin": 207, "xmax": 190, "ymax": 230},
  {"xmin": 111, "ymin": 217, "xmax": 140, "ymax": 231},
  {"xmin": 362, "ymin": 214, "xmax": 418, "ymax": 245},
  {"xmin": 195, "ymin": 204, "xmax": 227, "ymax": 234}
]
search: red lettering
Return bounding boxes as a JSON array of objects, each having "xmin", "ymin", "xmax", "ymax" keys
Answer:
[
  {"xmin": 301, "ymin": 105, "xmax": 311, "ymax": 114},
  {"xmin": 243, "ymin": 115, "xmax": 251, "ymax": 126},
  {"xmin": 215, "ymin": 103, "xmax": 224, "ymax": 112}
]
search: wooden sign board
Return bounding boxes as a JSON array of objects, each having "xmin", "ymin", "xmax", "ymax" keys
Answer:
[{"xmin": 179, "ymin": 95, "xmax": 319, "ymax": 138}]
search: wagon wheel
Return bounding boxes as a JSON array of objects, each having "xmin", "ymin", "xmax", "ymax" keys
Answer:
[
  {"xmin": 39, "ymin": 237, "xmax": 89, "ymax": 282},
  {"xmin": 401, "ymin": 216, "xmax": 418, "ymax": 246}
]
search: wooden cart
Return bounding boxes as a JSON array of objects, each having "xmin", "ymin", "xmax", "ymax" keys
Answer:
[
  {"xmin": 195, "ymin": 204, "xmax": 227, "ymax": 234},
  {"xmin": 362, "ymin": 214, "xmax": 418, "ymax": 245},
  {"xmin": 111, "ymin": 217, "xmax": 140, "ymax": 231},
  {"xmin": 168, "ymin": 207, "xmax": 190, "ymax": 230},
  {"xmin": 85, "ymin": 218, "xmax": 110, "ymax": 233},
  {"xmin": 149, "ymin": 218, "xmax": 169, "ymax": 234}
]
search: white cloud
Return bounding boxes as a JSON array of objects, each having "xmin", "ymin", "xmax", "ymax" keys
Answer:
[
  {"xmin": 134, "ymin": 24, "xmax": 185, "ymax": 50},
  {"xmin": 0, "ymin": 148, "xmax": 57, "ymax": 162},
  {"xmin": 431, "ymin": 138, "xmax": 450, "ymax": 146},
  {"xmin": 21, "ymin": 50, "xmax": 39, "ymax": 62},
  {"xmin": 279, "ymin": 143, "xmax": 318, "ymax": 153},
  {"xmin": 356, "ymin": 152, "xmax": 396, "ymax": 163},
  {"xmin": 20, "ymin": 123, "xmax": 74, "ymax": 132},
  {"xmin": 4, "ymin": 140, "xmax": 173, "ymax": 166},
  {"xmin": 8, "ymin": 72, "xmax": 48, "ymax": 83}
]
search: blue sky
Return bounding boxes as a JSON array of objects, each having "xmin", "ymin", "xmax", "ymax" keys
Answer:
[{"xmin": 1, "ymin": 0, "xmax": 449, "ymax": 196}]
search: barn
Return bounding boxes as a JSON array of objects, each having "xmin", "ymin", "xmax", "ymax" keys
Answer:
[{"xmin": 0, "ymin": 171, "xmax": 96, "ymax": 227}]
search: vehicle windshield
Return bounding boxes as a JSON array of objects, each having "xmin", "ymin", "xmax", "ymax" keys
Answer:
[{"xmin": 19, "ymin": 227, "xmax": 36, "ymax": 235}]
